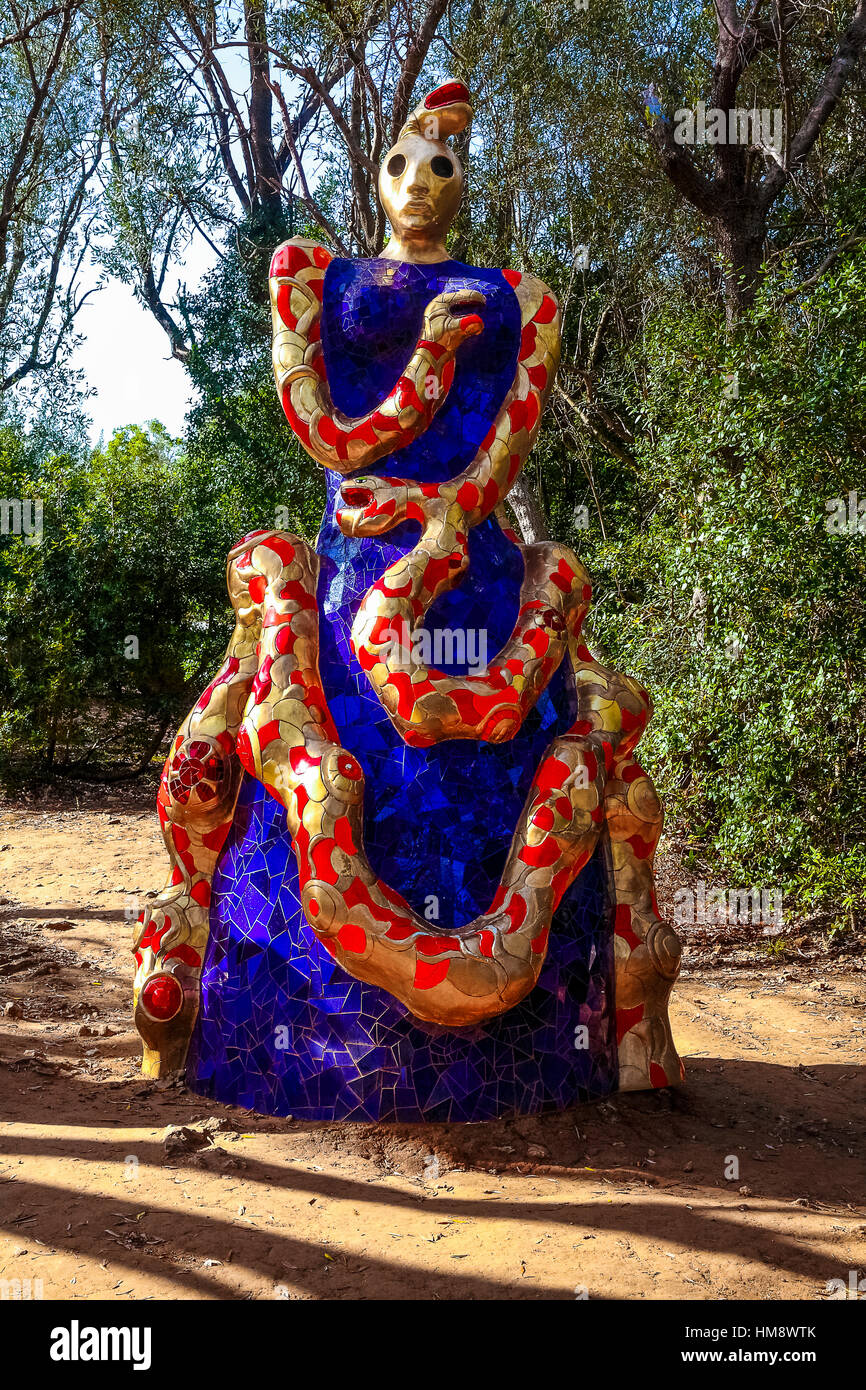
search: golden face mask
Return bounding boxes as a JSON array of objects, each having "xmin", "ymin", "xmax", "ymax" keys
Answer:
[{"xmin": 377, "ymin": 132, "xmax": 464, "ymax": 243}]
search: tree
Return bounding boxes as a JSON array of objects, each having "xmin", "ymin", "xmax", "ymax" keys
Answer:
[
  {"xmin": 99, "ymin": 0, "xmax": 452, "ymax": 362},
  {"xmin": 0, "ymin": 1, "xmax": 107, "ymax": 392},
  {"xmin": 643, "ymin": 0, "xmax": 866, "ymax": 319}
]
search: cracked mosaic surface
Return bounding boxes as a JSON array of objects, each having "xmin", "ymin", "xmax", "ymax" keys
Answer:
[{"xmin": 188, "ymin": 776, "xmax": 617, "ymax": 1121}]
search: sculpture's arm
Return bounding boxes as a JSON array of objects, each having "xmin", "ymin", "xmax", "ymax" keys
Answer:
[{"xmin": 269, "ymin": 238, "xmax": 484, "ymax": 473}]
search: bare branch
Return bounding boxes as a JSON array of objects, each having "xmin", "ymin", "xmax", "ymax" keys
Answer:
[
  {"xmin": 0, "ymin": 3, "xmax": 66, "ymax": 51},
  {"xmin": 391, "ymin": 0, "xmax": 450, "ymax": 141},
  {"xmin": 264, "ymin": 74, "xmax": 350, "ymax": 256},
  {"xmin": 760, "ymin": 0, "xmax": 866, "ymax": 208},
  {"xmin": 781, "ymin": 229, "xmax": 866, "ymax": 301},
  {"xmin": 554, "ymin": 382, "xmax": 636, "ymax": 467}
]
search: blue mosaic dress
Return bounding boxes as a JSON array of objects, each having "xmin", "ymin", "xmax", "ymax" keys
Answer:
[{"xmin": 186, "ymin": 256, "xmax": 618, "ymax": 1121}]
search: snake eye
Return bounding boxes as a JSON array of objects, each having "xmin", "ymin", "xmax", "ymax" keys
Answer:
[
  {"xmin": 431, "ymin": 155, "xmax": 454, "ymax": 179},
  {"xmin": 387, "ymin": 153, "xmax": 406, "ymax": 176}
]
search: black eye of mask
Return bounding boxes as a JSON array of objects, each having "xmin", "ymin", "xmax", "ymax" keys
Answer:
[{"xmin": 431, "ymin": 155, "xmax": 454, "ymax": 178}]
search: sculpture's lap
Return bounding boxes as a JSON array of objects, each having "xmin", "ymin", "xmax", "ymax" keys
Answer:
[{"xmin": 186, "ymin": 774, "xmax": 618, "ymax": 1122}]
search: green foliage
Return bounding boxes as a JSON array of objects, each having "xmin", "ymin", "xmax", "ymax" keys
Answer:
[
  {"xmin": 0, "ymin": 422, "xmax": 220, "ymax": 780},
  {"xmin": 798, "ymin": 845, "xmax": 866, "ymax": 935},
  {"xmin": 542, "ymin": 248, "xmax": 866, "ymax": 926}
]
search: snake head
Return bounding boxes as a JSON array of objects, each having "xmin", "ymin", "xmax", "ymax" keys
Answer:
[
  {"xmin": 423, "ymin": 289, "xmax": 486, "ymax": 352},
  {"xmin": 336, "ymin": 475, "xmax": 412, "ymax": 537}
]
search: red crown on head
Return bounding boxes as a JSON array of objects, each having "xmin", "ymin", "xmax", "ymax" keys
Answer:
[{"xmin": 424, "ymin": 81, "xmax": 471, "ymax": 110}]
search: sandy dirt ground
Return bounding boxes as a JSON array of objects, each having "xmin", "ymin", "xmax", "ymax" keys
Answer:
[{"xmin": 0, "ymin": 794, "xmax": 864, "ymax": 1301}]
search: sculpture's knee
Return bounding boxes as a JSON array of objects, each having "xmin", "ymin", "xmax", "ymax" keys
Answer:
[
  {"xmin": 228, "ymin": 528, "xmax": 300, "ymax": 575},
  {"xmin": 227, "ymin": 530, "xmax": 313, "ymax": 619},
  {"xmin": 158, "ymin": 733, "xmax": 240, "ymax": 831},
  {"xmin": 605, "ymin": 758, "xmax": 663, "ymax": 849},
  {"xmin": 572, "ymin": 644, "xmax": 654, "ymax": 759}
]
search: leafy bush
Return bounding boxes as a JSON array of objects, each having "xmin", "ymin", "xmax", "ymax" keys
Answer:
[
  {"xmin": 548, "ymin": 250, "xmax": 866, "ymax": 927},
  {"xmin": 0, "ymin": 423, "xmax": 194, "ymax": 778}
]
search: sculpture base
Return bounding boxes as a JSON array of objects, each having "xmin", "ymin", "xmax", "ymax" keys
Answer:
[{"xmin": 185, "ymin": 777, "xmax": 619, "ymax": 1122}]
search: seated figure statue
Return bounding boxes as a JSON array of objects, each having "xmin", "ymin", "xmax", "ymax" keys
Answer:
[{"xmin": 132, "ymin": 81, "xmax": 684, "ymax": 1121}]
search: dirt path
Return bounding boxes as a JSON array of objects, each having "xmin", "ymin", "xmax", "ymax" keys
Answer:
[{"xmin": 0, "ymin": 803, "xmax": 864, "ymax": 1301}]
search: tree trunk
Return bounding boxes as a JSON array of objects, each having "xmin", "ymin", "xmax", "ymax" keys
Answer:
[
  {"xmin": 713, "ymin": 203, "xmax": 767, "ymax": 323},
  {"xmin": 506, "ymin": 474, "xmax": 549, "ymax": 543},
  {"xmin": 646, "ymin": 2, "xmax": 866, "ymax": 323},
  {"xmin": 243, "ymin": 0, "xmax": 282, "ymax": 226}
]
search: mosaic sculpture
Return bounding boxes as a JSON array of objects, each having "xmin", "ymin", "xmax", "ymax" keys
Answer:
[{"xmin": 133, "ymin": 82, "xmax": 684, "ymax": 1120}]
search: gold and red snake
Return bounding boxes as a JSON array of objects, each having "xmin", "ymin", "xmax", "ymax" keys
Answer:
[{"xmin": 132, "ymin": 237, "xmax": 683, "ymax": 1091}]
